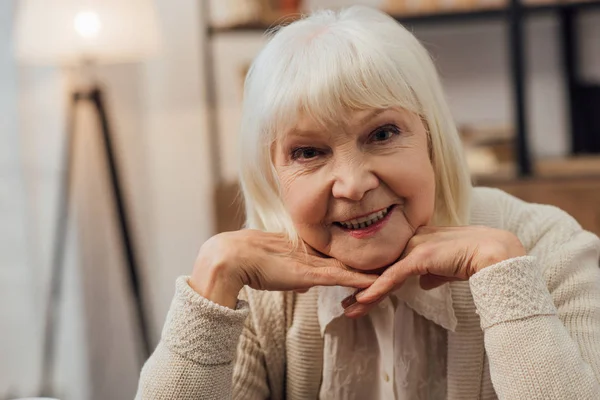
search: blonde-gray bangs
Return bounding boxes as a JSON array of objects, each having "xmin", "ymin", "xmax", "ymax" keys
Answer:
[{"xmin": 255, "ymin": 17, "xmax": 422, "ymax": 141}]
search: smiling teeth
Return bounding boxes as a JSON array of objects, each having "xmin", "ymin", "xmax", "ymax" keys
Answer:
[{"xmin": 338, "ymin": 208, "xmax": 390, "ymax": 229}]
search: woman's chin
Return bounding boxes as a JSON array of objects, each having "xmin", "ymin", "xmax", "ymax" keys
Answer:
[{"xmin": 339, "ymin": 251, "xmax": 401, "ymax": 273}]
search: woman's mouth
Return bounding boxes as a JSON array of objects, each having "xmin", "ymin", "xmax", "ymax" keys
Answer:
[{"xmin": 334, "ymin": 205, "xmax": 397, "ymax": 238}]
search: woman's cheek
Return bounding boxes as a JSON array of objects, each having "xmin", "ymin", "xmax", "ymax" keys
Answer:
[
  {"xmin": 381, "ymin": 158, "xmax": 435, "ymax": 222},
  {"xmin": 281, "ymin": 173, "xmax": 327, "ymax": 225}
]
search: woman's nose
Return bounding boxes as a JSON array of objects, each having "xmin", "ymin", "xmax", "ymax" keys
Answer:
[{"xmin": 331, "ymin": 160, "xmax": 379, "ymax": 201}]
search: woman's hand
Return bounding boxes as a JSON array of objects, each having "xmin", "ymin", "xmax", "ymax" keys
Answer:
[
  {"xmin": 343, "ymin": 226, "xmax": 526, "ymax": 318},
  {"xmin": 190, "ymin": 230, "xmax": 379, "ymax": 309}
]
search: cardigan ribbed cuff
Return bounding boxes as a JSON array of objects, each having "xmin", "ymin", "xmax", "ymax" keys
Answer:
[
  {"xmin": 469, "ymin": 256, "xmax": 557, "ymax": 330},
  {"xmin": 161, "ymin": 276, "xmax": 249, "ymax": 365}
]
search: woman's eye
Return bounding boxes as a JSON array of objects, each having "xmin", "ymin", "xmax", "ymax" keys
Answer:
[
  {"xmin": 291, "ymin": 147, "xmax": 321, "ymax": 160},
  {"xmin": 369, "ymin": 125, "xmax": 400, "ymax": 143}
]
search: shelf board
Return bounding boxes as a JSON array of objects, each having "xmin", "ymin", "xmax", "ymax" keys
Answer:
[{"xmin": 208, "ymin": 0, "xmax": 600, "ymax": 35}]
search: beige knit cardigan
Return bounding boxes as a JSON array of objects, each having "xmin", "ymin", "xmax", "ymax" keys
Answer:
[{"xmin": 136, "ymin": 187, "xmax": 600, "ymax": 399}]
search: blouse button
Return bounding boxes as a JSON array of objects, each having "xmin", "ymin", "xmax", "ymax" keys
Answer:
[{"xmin": 382, "ymin": 372, "xmax": 390, "ymax": 382}]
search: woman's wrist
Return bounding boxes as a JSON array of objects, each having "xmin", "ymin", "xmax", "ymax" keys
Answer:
[
  {"xmin": 190, "ymin": 268, "xmax": 242, "ymax": 309},
  {"xmin": 189, "ymin": 238, "xmax": 245, "ymax": 309},
  {"xmin": 474, "ymin": 232, "xmax": 526, "ymax": 275}
]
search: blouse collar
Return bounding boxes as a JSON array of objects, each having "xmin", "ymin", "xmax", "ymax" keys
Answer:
[{"xmin": 317, "ymin": 275, "xmax": 458, "ymax": 335}]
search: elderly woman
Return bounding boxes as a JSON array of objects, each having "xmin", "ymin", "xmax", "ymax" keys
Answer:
[{"xmin": 136, "ymin": 6, "xmax": 600, "ymax": 400}]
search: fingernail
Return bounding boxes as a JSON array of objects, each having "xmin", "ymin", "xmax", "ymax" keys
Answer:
[
  {"xmin": 341, "ymin": 294, "xmax": 356, "ymax": 309},
  {"xmin": 344, "ymin": 302, "xmax": 360, "ymax": 315},
  {"xmin": 355, "ymin": 291, "xmax": 367, "ymax": 301}
]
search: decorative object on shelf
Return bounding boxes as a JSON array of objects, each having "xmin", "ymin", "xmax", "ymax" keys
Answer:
[
  {"xmin": 384, "ymin": 0, "xmax": 438, "ymax": 14},
  {"xmin": 384, "ymin": 0, "xmax": 506, "ymax": 15},
  {"xmin": 210, "ymin": 0, "xmax": 262, "ymax": 28},
  {"xmin": 256, "ymin": 0, "xmax": 304, "ymax": 24},
  {"xmin": 14, "ymin": 0, "xmax": 161, "ymax": 397},
  {"xmin": 459, "ymin": 124, "xmax": 514, "ymax": 178},
  {"xmin": 280, "ymin": 0, "xmax": 304, "ymax": 13},
  {"xmin": 303, "ymin": 0, "xmax": 385, "ymax": 12}
]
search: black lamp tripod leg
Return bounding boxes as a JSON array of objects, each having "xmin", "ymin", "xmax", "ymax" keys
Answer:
[
  {"xmin": 90, "ymin": 87, "xmax": 152, "ymax": 360},
  {"xmin": 38, "ymin": 88, "xmax": 151, "ymax": 397}
]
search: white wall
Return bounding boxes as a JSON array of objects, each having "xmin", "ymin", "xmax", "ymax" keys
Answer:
[
  {"xmin": 141, "ymin": 0, "xmax": 214, "ymax": 332},
  {"xmin": 17, "ymin": 54, "xmax": 91, "ymax": 400},
  {"xmin": 2, "ymin": 0, "xmax": 213, "ymax": 399},
  {"xmin": 0, "ymin": 0, "xmax": 43, "ymax": 397}
]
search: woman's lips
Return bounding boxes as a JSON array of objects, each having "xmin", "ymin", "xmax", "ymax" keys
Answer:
[
  {"xmin": 337, "ymin": 206, "xmax": 390, "ymax": 224},
  {"xmin": 336, "ymin": 204, "xmax": 397, "ymax": 239}
]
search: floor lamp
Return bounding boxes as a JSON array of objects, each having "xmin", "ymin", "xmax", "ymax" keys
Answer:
[{"xmin": 14, "ymin": 1, "xmax": 161, "ymax": 396}]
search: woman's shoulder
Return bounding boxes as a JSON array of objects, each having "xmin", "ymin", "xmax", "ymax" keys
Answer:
[
  {"xmin": 472, "ymin": 186, "xmax": 580, "ymax": 227},
  {"xmin": 471, "ymin": 186, "xmax": 594, "ymax": 256}
]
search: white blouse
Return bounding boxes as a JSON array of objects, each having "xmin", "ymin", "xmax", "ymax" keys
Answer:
[{"xmin": 318, "ymin": 277, "xmax": 458, "ymax": 400}]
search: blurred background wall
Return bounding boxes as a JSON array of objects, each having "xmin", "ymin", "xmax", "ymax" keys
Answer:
[
  {"xmin": 0, "ymin": 0, "xmax": 37, "ymax": 396},
  {"xmin": 1, "ymin": 0, "xmax": 599, "ymax": 399},
  {"xmin": 2, "ymin": 0, "xmax": 213, "ymax": 398}
]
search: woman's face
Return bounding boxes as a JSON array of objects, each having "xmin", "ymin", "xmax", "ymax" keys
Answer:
[{"xmin": 273, "ymin": 107, "xmax": 436, "ymax": 271}]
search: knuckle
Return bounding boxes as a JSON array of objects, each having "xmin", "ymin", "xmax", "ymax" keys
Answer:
[
  {"xmin": 293, "ymin": 262, "xmax": 309, "ymax": 276},
  {"xmin": 322, "ymin": 266, "xmax": 345, "ymax": 282},
  {"xmin": 300, "ymin": 266, "xmax": 322, "ymax": 284},
  {"xmin": 299, "ymin": 270, "xmax": 314, "ymax": 285}
]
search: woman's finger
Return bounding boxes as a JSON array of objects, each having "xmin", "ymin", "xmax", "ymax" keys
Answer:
[
  {"xmin": 298, "ymin": 263, "xmax": 378, "ymax": 289},
  {"xmin": 343, "ymin": 296, "xmax": 386, "ymax": 318},
  {"xmin": 341, "ymin": 288, "xmax": 364, "ymax": 309},
  {"xmin": 322, "ymin": 266, "xmax": 379, "ymax": 288},
  {"xmin": 355, "ymin": 259, "xmax": 415, "ymax": 304}
]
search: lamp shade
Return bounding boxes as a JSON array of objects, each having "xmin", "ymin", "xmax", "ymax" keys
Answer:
[{"xmin": 14, "ymin": 0, "xmax": 161, "ymax": 66}]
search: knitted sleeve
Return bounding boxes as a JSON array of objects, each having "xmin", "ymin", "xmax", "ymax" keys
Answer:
[
  {"xmin": 470, "ymin": 198, "xmax": 600, "ymax": 399},
  {"xmin": 135, "ymin": 276, "xmax": 270, "ymax": 400}
]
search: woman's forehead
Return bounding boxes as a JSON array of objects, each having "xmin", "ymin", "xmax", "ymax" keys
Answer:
[
  {"xmin": 275, "ymin": 107, "xmax": 412, "ymax": 138},
  {"xmin": 273, "ymin": 107, "xmax": 366, "ymax": 140}
]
